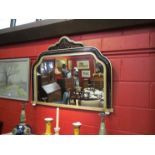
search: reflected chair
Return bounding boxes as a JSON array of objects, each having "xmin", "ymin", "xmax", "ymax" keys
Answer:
[{"xmin": 91, "ymin": 73, "xmax": 104, "ymax": 90}]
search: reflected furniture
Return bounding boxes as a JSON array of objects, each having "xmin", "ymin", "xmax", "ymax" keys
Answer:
[{"xmin": 90, "ymin": 73, "xmax": 104, "ymax": 90}]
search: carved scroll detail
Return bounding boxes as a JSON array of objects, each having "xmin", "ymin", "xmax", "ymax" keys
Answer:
[{"xmin": 48, "ymin": 36, "xmax": 84, "ymax": 50}]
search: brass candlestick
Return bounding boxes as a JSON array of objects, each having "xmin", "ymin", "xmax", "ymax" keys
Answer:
[
  {"xmin": 72, "ymin": 122, "xmax": 82, "ymax": 135},
  {"xmin": 44, "ymin": 117, "xmax": 53, "ymax": 135}
]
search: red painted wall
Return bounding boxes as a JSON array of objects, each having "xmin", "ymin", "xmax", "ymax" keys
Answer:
[{"xmin": 0, "ymin": 27, "xmax": 155, "ymax": 135}]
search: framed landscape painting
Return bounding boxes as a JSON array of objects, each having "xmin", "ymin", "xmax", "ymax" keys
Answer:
[{"xmin": 0, "ymin": 58, "xmax": 30, "ymax": 101}]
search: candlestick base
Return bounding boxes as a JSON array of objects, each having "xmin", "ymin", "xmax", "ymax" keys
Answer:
[{"xmin": 54, "ymin": 127, "xmax": 60, "ymax": 135}]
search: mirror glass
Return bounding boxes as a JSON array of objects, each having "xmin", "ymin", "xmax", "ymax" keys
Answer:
[{"xmin": 32, "ymin": 37, "xmax": 112, "ymax": 112}]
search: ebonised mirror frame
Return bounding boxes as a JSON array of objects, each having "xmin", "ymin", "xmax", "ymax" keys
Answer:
[{"xmin": 32, "ymin": 36, "xmax": 113, "ymax": 112}]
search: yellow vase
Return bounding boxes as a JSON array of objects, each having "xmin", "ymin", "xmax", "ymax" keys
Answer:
[
  {"xmin": 72, "ymin": 122, "xmax": 82, "ymax": 135},
  {"xmin": 44, "ymin": 118, "xmax": 53, "ymax": 135}
]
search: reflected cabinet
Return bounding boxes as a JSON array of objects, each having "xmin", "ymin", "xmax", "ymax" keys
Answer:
[{"xmin": 32, "ymin": 37, "xmax": 113, "ymax": 112}]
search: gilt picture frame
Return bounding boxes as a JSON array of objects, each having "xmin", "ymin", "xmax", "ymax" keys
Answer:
[{"xmin": 0, "ymin": 58, "xmax": 30, "ymax": 101}]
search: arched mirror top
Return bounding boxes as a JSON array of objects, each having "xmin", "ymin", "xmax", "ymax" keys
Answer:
[{"xmin": 32, "ymin": 36, "xmax": 113, "ymax": 112}]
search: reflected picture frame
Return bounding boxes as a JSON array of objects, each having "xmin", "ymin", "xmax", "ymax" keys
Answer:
[
  {"xmin": 55, "ymin": 58, "xmax": 67, "ymax": 74},
  {"xmin": 77, "ymin": 60, "xmax": 89, "ymax": 69},
  {"xmin": 0, "ymin": 58, "xmax": 30, "ymax": 101},
  {"xmin": 81, "ymin": 70, "xmax": 91, "ymax": 78}
]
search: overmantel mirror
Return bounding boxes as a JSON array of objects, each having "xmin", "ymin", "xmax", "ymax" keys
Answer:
[{"xmin": 32, "ymin": 36, "xmax": 113, "ymax": 112}]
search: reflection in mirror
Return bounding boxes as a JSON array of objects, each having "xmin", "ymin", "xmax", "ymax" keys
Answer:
[
  {"xmin": 37, "ymin": 54, "xmax": 104, "ymax": 107},
  {"xmin": 33, "ymin": 37, "xmax": 112, "ymax": 112}
]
